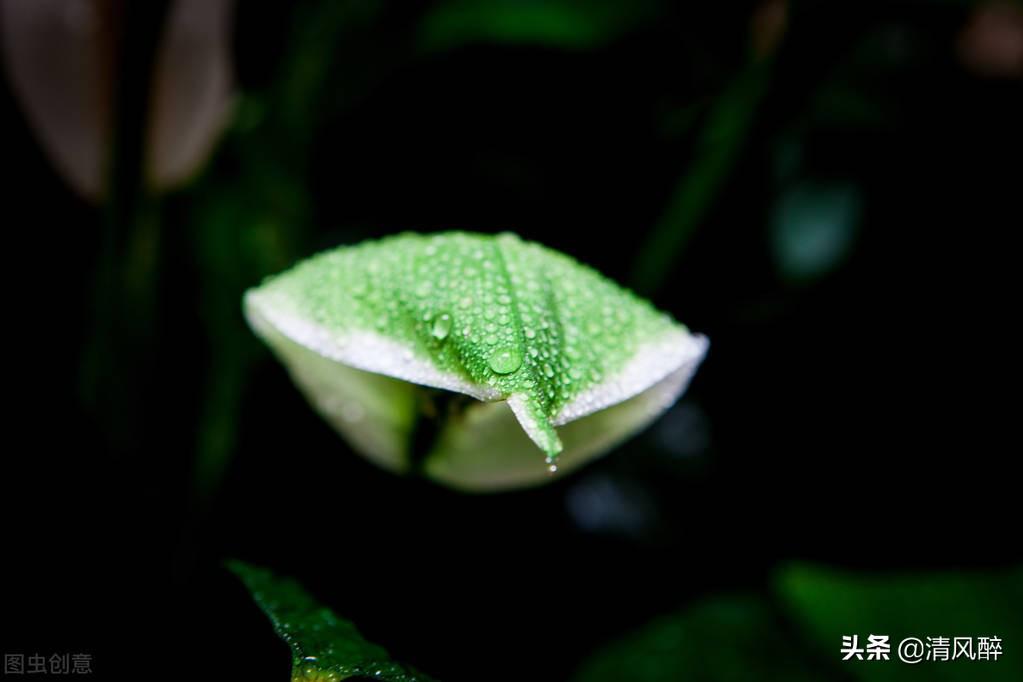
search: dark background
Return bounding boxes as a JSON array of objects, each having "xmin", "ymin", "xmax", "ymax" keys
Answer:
[{"xmin": 2, "ymin": 1, "xmax": 1020, "ymax": 680}]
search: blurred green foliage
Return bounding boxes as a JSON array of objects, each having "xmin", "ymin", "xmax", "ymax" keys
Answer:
[
  {"xmin": 779, "ymin": 564, "xmax": 1023, "ymax": 682},
  {"xmin": 420, "ymin": 0, "xmax": 659, "ymax": 51},
  {"xmin": 631, "ymin": 61, "xmax": 772, "ymax": 295},
  {"xmin": 573, "ymin": 565, "xmax": 1023, "ymax": 681},
  {"xmin": 9, "ymin": 0, "xmax": 1014, "ymax": 679},
  {"xmin": 770, "ymin": 181, "xmax": 861, "ymax": 283},
  {"xmin": 183, "ymin": 1, "xmax": 1023, "ymax": 678},
  {"xmin": 572, "ymin": 595, "xmax": 823, "ymax": 682},
  {"xmin": 187, "ymin": 0, "xmax": 386, "ymax": 496}
]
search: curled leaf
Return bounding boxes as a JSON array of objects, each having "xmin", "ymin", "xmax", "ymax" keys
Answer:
[{"xmin": 245, "ymin": 232, "xmax": 707, "ymax": 491}]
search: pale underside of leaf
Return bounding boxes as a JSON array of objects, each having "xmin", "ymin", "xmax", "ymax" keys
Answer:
[
  {"xmin": 435, "ymin": 341, "xmax": 705, "ymax": 490},
  {"xmin": 247, "ymin": 290, "xmax": 706, "ymax": 489}
]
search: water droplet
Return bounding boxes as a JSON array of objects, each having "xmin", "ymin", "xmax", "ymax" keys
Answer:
[
  {"xmin": 431, "ymin": 312, "xmax": 452, "ymax": 340},
  {"xmin": 524, "ymin": 328, "xmax": 536, "ymax": 339},
  {"xmin": 488, "ymin": 346, "xmax": 523, "ymax": 374},
  {"xmin": 543, "ymin": 363, "xmax": 555, "ymax": 378},
  {"xmin": 548, "ymin": 463, "xmax": 559, "ymax": 473}
]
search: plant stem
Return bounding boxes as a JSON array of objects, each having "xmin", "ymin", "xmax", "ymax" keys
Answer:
[{"xmin": 630, "ymin": 60, "xmax": 771, "ymax": 297}]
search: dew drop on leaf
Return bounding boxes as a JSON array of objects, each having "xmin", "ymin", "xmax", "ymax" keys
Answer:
[
  {"xmin": 431, "ymin": 312, "xmax": 452, "ymax": 340},
  {"xmin": 488, "ymin": 346, "xmax": 523, "ymax": 374}
]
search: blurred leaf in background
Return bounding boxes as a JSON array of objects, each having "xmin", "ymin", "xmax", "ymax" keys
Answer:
[
  {"xmin": 420, "ymin": 0, "xmax": 660, "ymax": 52},
  {"xmin": 187, "ymin": 0, "xmax": 390, "ymax": 497},
  {"xmin": 573, "ymin": 564, "xmax": 1023, "ymax": 682},
  {"xmin": 769, "ymin": 180, "xmax": 861, "ymax": 283},
  {"xmin": 630, "ymin": 18, "xmax": 775, "ymax": 296},
  {"xmin": 778, "ymin": 564, "xmax": 1023, "ymax": 682},
  {"xmin": 957, "ymin": 1, "xmax": 1023, "ymax": 78},
  {"xmin": 572, "ymin": 594, "xmax": 825, "ymax": 682}
]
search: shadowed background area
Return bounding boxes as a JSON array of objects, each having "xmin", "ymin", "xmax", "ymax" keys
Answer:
[{"xmin": 2, "ymin": 1, "xmax": 1020, "ymax": 680}]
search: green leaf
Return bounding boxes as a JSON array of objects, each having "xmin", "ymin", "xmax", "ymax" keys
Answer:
[
  {"xmin": 777, "ymin": 563, "xmax": 1023, "ymax": 682},
  {"xmin": 227, "ymin": 560, "xmax": 435, "ymax": 682},
  {"xmin": 419, "ymin": 0, "xmax": 659, "ymax": 52},
  {"xmin": 572, "ymin": 594, "xmax": 825, "ymax": 682},
  {"xmin": 244, "ymin": 231, "xmax": 706, "ymax": 490}
]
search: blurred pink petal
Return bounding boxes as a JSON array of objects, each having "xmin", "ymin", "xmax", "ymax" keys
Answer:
[
  {"xmin": 751, "ymin": 0, "xmax": 788, "ymax": 60},
  {"xmin": 1, "ymin": 0, "xmax": 114, "ymax": 198},
  {"xmin": 147, "ymin": 0, "xmax": 235, "ymax": 190},
  {"xmin": 0, "ymin": 0, "xmax": 234, "ymax": 199},
  {"xmin": 958, "ymin": 1, "xmax": 1023, "ymax": 78}
]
